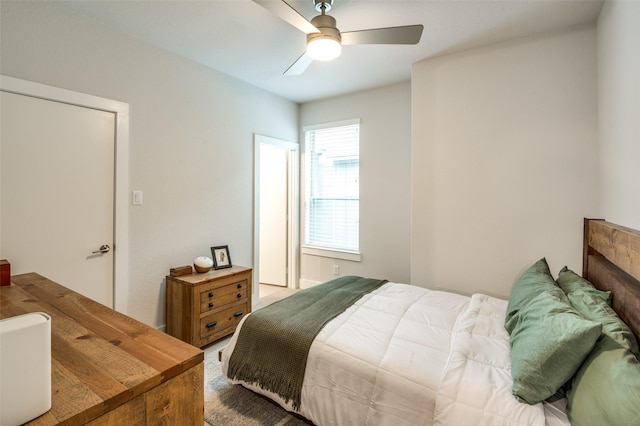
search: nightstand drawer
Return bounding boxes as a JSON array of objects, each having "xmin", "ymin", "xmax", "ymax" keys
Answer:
[
  {"xmin": 199, "ymin": 280, "xmax": 248, "ymax": 314},
  {"xmin": 199, "ymin": 302, "xmax": 248, "ymax": 341}
]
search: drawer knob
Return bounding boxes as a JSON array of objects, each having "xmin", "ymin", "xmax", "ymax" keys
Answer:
[
  {"xmin": 237, "ymin": 293, "xmax": 242, "ymax": 299},
  {"xmin": 208, "ymin": 302, "xmax": 214, "ymax": 308},
  {"xmin": 234, "ymin": 311, "xmax": 243, "ymax": 317},
  {"xmin": 208, "ymin": 292, "xmax": 214, "ymax": 298},
  {"xmin": 237, "ymin": 283, "xmax": 242, "ymax": 289},
  {"xmin": 206, "ymin": 321, "xmax": 217, "ymax": 328}
]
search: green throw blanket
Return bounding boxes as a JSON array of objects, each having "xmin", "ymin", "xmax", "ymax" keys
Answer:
[{"xmin": 227, "ymin": 275, "xmax": 388, "ymax": 410}]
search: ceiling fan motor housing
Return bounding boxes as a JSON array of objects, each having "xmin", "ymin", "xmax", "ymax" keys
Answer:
[{"xmin": 308, "ymin": 14, "xmax": 341, "ymax": 44}]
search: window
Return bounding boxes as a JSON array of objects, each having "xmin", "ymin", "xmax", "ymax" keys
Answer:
[{"xmin": 304, "ymin": 119, "xmax": 360, "ymax": 253}]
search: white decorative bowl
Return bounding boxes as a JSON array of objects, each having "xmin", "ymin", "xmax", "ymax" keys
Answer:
[{"xmin": 194, "ymin": 256, "xmax": 213, "ymax": 273}]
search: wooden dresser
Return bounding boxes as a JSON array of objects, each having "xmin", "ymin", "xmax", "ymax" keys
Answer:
[
  {"xmin": 0, "ymin": 273, "xmax": 204, "ymax": 425},
  {"xmin": 166, "ymin": 265, "xmax": 252, "ymax": 348}
]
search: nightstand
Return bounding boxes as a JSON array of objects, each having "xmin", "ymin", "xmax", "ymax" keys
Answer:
[{"xmin": 166, "ymin": 266, "xmax": 252, "ymax": 348}]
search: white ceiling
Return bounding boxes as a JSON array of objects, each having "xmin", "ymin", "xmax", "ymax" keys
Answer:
[{"xmin": 54, "ymin": 0, "xmax": 604, "ymax": 104}]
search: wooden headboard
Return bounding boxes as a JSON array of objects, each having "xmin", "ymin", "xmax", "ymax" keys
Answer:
[{"xmin": 583, "ymin": 218, "xmax": 640, "ymax": 341}]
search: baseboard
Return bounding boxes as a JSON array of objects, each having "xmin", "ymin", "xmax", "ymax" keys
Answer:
[{"xmin": 299, "ymin": 279, "xmax": 321, "ymax": 289}]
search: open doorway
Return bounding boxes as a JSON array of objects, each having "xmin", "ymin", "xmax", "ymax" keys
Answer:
[{"xmin": 254, "ymin": 134, "xmax": 299, "ymax": 302}]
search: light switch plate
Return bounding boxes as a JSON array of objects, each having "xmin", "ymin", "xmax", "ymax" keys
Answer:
[{"xmin": 132, "ymin": 190, "xmax": 143, "ymax": 206}]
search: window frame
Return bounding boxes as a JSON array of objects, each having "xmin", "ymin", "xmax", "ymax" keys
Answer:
[{"xmin": 302, "ymin": 119, "xmax": 361, "ymax": 260}]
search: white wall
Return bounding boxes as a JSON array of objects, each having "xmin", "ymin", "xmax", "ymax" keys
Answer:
[
  {"xmin": 411, "ymin": 27, "xmax": 599, "ymax": 298},
  {"xmin": 597, "ymin": 1, "xmax": 640, "ymax": 230},
  {"xmin": 0, "ymin": 2, "xmax": 298, "ymax": 327},
  {"xmin": 299, "ymin": 83, "xmax": 412, "ymax": 285}
]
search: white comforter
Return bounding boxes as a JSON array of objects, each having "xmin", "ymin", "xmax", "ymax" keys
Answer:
[{"xmin": 221, "ymin": 283, "xmax": 550, "ymax": 425}]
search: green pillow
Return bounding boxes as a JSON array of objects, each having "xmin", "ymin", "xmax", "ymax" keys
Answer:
[
  {"xmin": 566, "ymin": 335, "xmax": 640, "ymax": 426},
  {"xmin": 567, "ymin": 290, "xmax": 639, "ymax": 356},
  {"xmin": 505, "ymin": 258, "xmax": 558, "ymax": 330},
  {"xmin": 506, "ymin": 289, "xmax": 602, "ymax": 404},
  {"xmin": 564, "ymin": 280, "xmax": 640, "ymax": 424},
  {"xmin": 557, "ymin": 266, "xmax": 610, "ymax": 301}
]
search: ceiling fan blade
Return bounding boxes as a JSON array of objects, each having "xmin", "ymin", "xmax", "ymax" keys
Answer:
[
  {"xmin": 253, "ymin": 0, "xmax": 319, "ymax": 34},
  {"xmin": 284, "ymin": 52, "xmax": 314, "ymax": 75},
  {"xmin": 341, "ymin": 25, "xmax": 424, "ymax": 45}
]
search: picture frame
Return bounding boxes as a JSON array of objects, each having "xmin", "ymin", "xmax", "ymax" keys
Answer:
[{"xmin": 211, "ymin": 245, "xmax": 232, "ymax": 269}]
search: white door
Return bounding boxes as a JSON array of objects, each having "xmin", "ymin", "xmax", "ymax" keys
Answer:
[
  {"xmin": 259, "ymin": 143, "xmax": 288, "ymax": 286},
  {"xmin": 1, "ymin": 91, "xmax": 115, "ymax": 307}
]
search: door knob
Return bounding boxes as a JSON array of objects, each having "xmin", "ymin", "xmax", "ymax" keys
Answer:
[{"xmin": 92, "ymin": 244, "xmax": 110, "ymax": 254}]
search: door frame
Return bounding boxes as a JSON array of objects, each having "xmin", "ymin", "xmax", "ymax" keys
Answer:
[
  {"xmin": 0, "ymin": 75, "xmax": 130, "ymax": 313},
  {"xmin": 253, "ymin": 134, "xmax": 299, "ymax": 297}
]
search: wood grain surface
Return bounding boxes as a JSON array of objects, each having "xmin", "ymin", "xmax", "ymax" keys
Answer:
[
  {"xmin": 584, "ymin": 219, "xmax": 640, "ymax": 342},
  {"xmin": 0, "ymin": 273, "xmax": 204, "ymax": 425}
]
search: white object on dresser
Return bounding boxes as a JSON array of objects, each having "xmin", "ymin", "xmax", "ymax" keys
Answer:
[{"xmin": 0, "ymin": 312, "xmax": 52, "ymax": 426}]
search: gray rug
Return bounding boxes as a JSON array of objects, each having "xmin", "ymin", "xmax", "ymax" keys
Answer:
[{"xmin": 203, "ymin": 339, "xmax": 312, "ymax": 426}]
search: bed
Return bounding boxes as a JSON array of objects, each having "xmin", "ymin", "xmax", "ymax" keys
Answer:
[{"xmin": 221, "ymin": 219, "xmax": 640, "ymax": 425}]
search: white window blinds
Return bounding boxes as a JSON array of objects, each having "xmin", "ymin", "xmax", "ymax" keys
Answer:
[{"xmin": 304, "ymin": 120, "xmax": 359, "ymax": 252}]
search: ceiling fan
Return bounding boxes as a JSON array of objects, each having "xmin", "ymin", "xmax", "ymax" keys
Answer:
[{"xmin": 253, "ymin": 0, "xmax": 424, "ymax": 75}]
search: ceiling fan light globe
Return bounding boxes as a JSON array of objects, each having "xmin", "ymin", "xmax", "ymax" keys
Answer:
[{"xmin": 307, "ymin": 37, "xmax": 341, "ymax": 61}]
